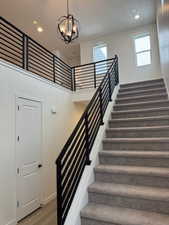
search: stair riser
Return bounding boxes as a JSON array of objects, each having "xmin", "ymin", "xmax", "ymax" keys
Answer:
[
  {"xmin": 119, "ymin": 84, "xmax": 165, "ymax": 93},
  {"xmin": 103, "ymin": 141, "xmax": 169, "ymax": 151},
  {"xmin": 99, "ymin": 155, "xmax": 169, "ymax": 168},
  {"xmin": 116, "ymin": 95, "xmax": 168, "ymax": 104},
  {"xmin": 89, "ymin": 192, "xmax": 169, "ymax": 214},
  {"xmin": 81, "ymin": 218, "xmax": 116, "ymax": 225},
  {"xmin": 120, "ymin": 79, "xmax": 164, "ymax": 89},
  {"xmin": 114, "ymin": 102, "xmax": 169, "ymax": 111},
  {"xmin": 95, "ymin": 171, "xmax": 169, "ymax": 188},
  {"xmin": 109, "ymin": 119, "xmax": 169, "ymax": 128},
  {"xmin": 117, "ymin": 89, "xmax": 167, "ymax": 99},
  {"xmin": 106, "ymin": 129, "xmax": 169, "ymax": 138}
]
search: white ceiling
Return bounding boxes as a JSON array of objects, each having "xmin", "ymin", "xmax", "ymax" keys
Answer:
[{"xmin": 0, "ymin": 0, "xmax": 156, "ymax": 60}]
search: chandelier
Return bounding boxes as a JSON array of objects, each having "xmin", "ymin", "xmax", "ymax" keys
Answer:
[{"xmin": 57, "ymin": 0, "xmax": 79, "ymax": 44}]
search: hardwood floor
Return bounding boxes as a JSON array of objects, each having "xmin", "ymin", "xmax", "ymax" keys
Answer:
[{"xmin": 19, "ymin": 200, "xmax": 57, "ymax": 225}]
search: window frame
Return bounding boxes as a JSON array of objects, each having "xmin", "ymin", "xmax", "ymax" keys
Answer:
[
  {"xmin": 93, "ymin": 43, "xmax": 108, "ymax": 75},
  {"xmin": 133, "ymin": 33, "xmax": 152, "ymax": 67}
]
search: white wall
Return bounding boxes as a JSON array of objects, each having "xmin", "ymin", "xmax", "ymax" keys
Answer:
[
  {"xmin": 80, "ymin": 24, "xmax": 162, "ymax": 84},
  {"xmin": 52, "ymin": 49, "xmax": 70, "ymax": 65},
  {"xmin": 68, "ymin": 56, "xmax": 81, "ymax": 67},
  {"xmin": 0, "ymin": 60, "xmax": 84, "ymax": 225},
  {"xmin": 52, "ymin": 50, "xmax": 80, "ymax": 67},
  {"xmin": 156, "ymin": 0, "xmax": 169, "ymax": 93}
]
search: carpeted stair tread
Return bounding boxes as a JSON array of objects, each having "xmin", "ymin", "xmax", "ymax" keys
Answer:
[
  {"xmin": 110, "ymin": 115, "xmax": 169, "ymax": 122},
  {"xmin": 88, "ymin": 182, "xmax": 169, "ymax": 201},
  {"xmin": 116, "ymin": 93, "xmax": 167, "ymax": 102},
  {"xmin": 117, "ymin": 87, "xmax": 167, "ymax": 98},
  {"xmin": 111, "ymin": 107, "xmax": 169, "ymax": 115},
  {"xmin": 114, "ymin": 100, "xmax": 169, "ymax": 108},
  {"xmin": 95, "ymin": 164, "xmax": 169, "ymax": 177},
  {"xmin": 119, "ymin": 83, "xmax": 165, "ymax": 93},
  {"xmin": 103, "ymin": 137, "xmax": 169, "ymax": 143},
  {"xmin": 106, "ymin": 126, "xmax": 169, "ymax": 132},
  {"xmin": 120, "ymin": 78, "xmax": 164, "ymax": 88},
  {"xmin": 81, "ymin": 203, "xmax": 169, "ymax": 225}
]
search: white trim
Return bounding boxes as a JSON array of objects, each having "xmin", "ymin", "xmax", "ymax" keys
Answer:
[
  {"xmin": 5, "ymin": 219, "xmax": 17, "ymax": 225},
  {"xmin": 15, "ymin": 96, "xmax": 43, "ymax": 221},
  {"xmin": 163, "ymin": 76, "xmax": 169, "ymax": 100},
  {"xmin": 133, "ymin": 32, "xmax": 151, "ymax": 40},
  {"xmin": 41, "ymin": 192, "xmax": 57, "ymax": 206},
  {"xmin": 0, "ymin": 59, "xmax": 72, "ymax": 94},
  {"xmin": 93, "ymin": 43, "xmax": 108, "ymax": 63},
  {"xmin": 133, "ymin": 33, "xmax": 152, "ymax": 67}
]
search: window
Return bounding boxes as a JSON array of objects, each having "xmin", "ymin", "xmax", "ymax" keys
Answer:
[
  {"xmin": 93, "ymin": 44, "xmax": 107, "ymax": 74},
  {"xmin": 134, "ymin": 34, "xmax": 151, "ymax": 67}
]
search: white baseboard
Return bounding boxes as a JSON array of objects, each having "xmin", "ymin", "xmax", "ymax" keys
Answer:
[
  {"xmin": 163, "ymin": 76, "xmax": 169, "ymax": 100},
  {"xmin": 5, "ymin": 219, "xmax": 17, "ymax": 225},
  {"xmin": 41, "ymin": 192, "xmax": 56, "ymax": 205}
]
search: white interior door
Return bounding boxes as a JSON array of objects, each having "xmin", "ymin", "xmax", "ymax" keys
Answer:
[{"xmin": 16, "ymin": 97, "xmax": 42, "ymax": 221}]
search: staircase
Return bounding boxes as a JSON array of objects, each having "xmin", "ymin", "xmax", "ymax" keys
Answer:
[{"xmin": 81, "ymin": 78, "xmax": 169, "ymax": 225}]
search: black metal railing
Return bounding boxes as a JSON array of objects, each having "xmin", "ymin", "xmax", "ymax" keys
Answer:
[
  {"xmin": 56, "ymin": 55, "xmax": 119, "ymax": 225},
  {"xmin": 0, "ymin": 17, "xmax": 25, "ymax": 68},
  {"xmin": 0, "ymin": 16, "xmax": 72, "ymax": 90},
  {"xmin": 0, "ymin": 16, "xmax": 117, "ymax": 91},
  {"xmin": 73, "ymin": 58, "xmax": 114, "ymax": 90}
]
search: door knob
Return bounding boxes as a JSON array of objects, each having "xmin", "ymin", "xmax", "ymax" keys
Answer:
[{"xmin": 38, "ymin": 164, "xmax": 43, "ymax": 168}]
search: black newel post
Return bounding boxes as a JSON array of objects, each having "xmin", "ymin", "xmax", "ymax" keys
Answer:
[
  {"xmin": 108, "ymin": 72, "xmax": 112, "ymax": 101},
  {"xmin": 94, "ymin": 63, "xmax": 96, "ymax": 88},
  {"xmin": 53, "ymin": 56, "xmax": 56, "ymax": 83},
  {"xmin": 115, "ymin": 55, "xmax": 119, "ymax": 85},
  {"xmin": 99, "ymin": 87, "xmax": 104, "ymax": 125},
  {"xmin": 25, "ymin": 36, "xmax": 29, "ymax": 71},
  {"xmin": 72, "ymin": 67, "xmax": 76, "ymax": 91},
  {"xmin": 22, "ymin": 34, "xmax": 25, "ymax": 69},
  {"xmin": 57, "ymin": 159, "xmax": 62, "ymax": 225}
]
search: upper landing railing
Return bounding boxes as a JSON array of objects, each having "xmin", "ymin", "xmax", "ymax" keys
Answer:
[
  {"xmin": 0, "ymin": 17, "xmax": 72, "ymax": 90},
  {"xmin": 0, "ymin": 16, "xmax": 114, "ymax": 91}
]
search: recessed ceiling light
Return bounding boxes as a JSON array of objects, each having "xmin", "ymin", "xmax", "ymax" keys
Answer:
[
  {"xmin": 37, "ymin": 27, "xmax": 43, "ymax": 33},
  {"xmin": 33, "ymin": 20, "xmax": 38, "ymax": 25},
  {"xmin": 134, "ymin": 14, "xmax": 140, "ymax": 20}
]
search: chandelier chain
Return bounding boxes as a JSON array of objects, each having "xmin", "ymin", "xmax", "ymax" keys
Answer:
[{"xmin": 67, "ymin": 0, "xmax": 69, "ymax": 15}]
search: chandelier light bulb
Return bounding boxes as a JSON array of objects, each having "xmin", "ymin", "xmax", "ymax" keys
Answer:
[{"xmin": 73, "ymin": 25, "xmax": 77, "ymax": 33}]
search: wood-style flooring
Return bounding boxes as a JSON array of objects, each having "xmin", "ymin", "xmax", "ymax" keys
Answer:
[{"xmin": 19, "ymin": 200, "xmax": 57, "ymax": 225}]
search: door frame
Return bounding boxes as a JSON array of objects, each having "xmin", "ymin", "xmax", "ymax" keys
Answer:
[{"xmin": 15, "ymin": 94, "xmax": 43, "ymax": 221}]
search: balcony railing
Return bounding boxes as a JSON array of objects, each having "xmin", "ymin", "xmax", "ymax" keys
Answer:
[
  {"xmin": 0, "ymin": 16, "xmax": 72, "ymax": 90},
  {"xmin": 73, "ymin": 58, "xmax": 114, "ymax": 90},
  {"xmin": 0, "ymin": 16, "xmax": 115, "ymax": 91}
]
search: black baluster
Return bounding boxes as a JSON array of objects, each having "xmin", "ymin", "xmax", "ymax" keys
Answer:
[
  {"xmin": 53, "ymin": 55, "xmax": 56, "ymax": 83},
  {"xmin": 108, "ymin": 72, "xmax": 112, "ymax": 101},
  {"xmin": 57, "ymin": 158, "xmax": 63, "ymax": 225},
  {"xmin": 94, "ymin": 63, "xmax": 96, "ymax": 88},
  {"xmin": 99, "ymin": 87, "xmax": 104, "ymax": 125},
  {"xmin": 85, "ymin": 113, "xmax": 91, "ymax": 165}
]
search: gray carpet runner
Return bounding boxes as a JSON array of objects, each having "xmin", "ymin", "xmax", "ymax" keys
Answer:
[{"xmin": 81, "ymin": 78, "xmax": 169, "ymax": 225}]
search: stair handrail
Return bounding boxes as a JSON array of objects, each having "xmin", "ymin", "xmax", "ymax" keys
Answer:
[{"xmin": 56, "ymin": 55, "xmax": 119, "ymax": 225}]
